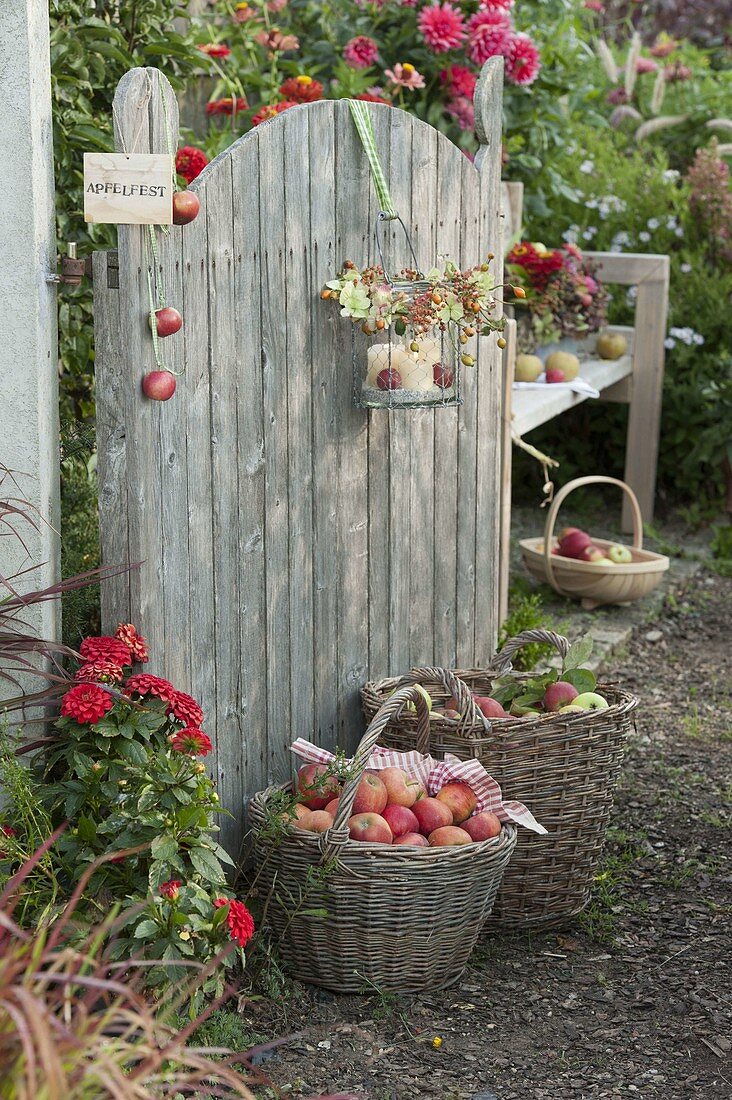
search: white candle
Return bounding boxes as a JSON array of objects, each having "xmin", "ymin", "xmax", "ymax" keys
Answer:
[{"xmin": 365, "ymin": 343, "xmax": 391, "ymax": 387}]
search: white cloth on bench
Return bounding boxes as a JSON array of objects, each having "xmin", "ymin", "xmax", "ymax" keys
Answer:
[{"xmin": 513, "ymin": 375, "xmax": 600, "ymax": 399}]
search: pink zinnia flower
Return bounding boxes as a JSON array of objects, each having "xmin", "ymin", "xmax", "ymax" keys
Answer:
[
  {"xmin": 115, "ymin": 623, "xmax": 149, "ymax": 663},
  {"xmin": 80, "ymin": 635, "xmax": 133, "ymax": 667},
  {"xmin": 344, "ymin": 35, "xmax": 378, "ymax": 70},
  {"xmin": 384, "ymin": 63, "xmax": 426, "ymax": 90},
  {"xmin": 446, "ymin": 95, "xmax": 475, "ymax": 131},
  {"xmin": 479, "ymin": 0, "xmax": 515, "ymax": 10},
  {"xmin": 198, "ymin": 43, "xmax": 231, "ymax": 59},
  {"xmin": 251, "ymin": 101, "xmax": 298, "ymax": 126},
  {"xmin": 505, "ymin": 33, "xmax": 541, "ymax": 86},
  {"xmin": 61, "ymin": 684, "xmax": 115, "ymax": 725},
  {"xmin": 650, "ymin": 38, "xmax": 677, "ymax": 59},
  {"xmin": 584, "ymin": 0, "xmax": 604, "ymax": 11},
  {"xmin": 606, "ymin": 86, "xmax": 629, "ymax": 105},
  {"xmin": 169, "ymin": 728, "xmax": 213, "ymax": 756},
  {"xmin": 440, "ymin": 64, "xmax": 478, "ymax": 100},
  {"xmin": 636, "ymin": 57, "xmax": 658, "ymax": 74},
  {"xmin": 466, "ymin": 10, "xmax": 511, "ymax": 66},
  {"xmin": 418, "ymin": 3, "xmax": 466, "ymax": 54},
  {"xmin": 125, "ymin": 673, "xmax": 176, "ymax": 703}
]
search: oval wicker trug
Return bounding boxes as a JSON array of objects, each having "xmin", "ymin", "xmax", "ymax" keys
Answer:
[
  {"xmin": 360, "ymin": 632, "xmax": 638, "ymax": 928},
  {"xmin": 249, "ymin": 684, "xmax": 517, "ymax": 994}
]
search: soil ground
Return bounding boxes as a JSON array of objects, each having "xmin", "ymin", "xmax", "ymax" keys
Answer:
[{"xmin": 238, "ymin": 569, "xmax": 731, "ymax": 1100}]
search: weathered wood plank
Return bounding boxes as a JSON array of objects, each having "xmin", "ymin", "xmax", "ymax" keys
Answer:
[
  {"xmin": 93, "ymin": 250, "xmax": 131, "ymax": 628},
  {"xmin": 308, "ymin": 101, "xmax": 339, "ymax": 752},
  {"xmin": 432, "ymin": 131, "xmax": 462, "ymax": 668},
  {"xmin": 258, "ymin": 119, "xmax": 291, "ymax": 785}
]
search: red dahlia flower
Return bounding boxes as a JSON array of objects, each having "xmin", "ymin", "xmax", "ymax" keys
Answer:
[
  {"xmin": 279, "ymin": 75, "xmax": 324, "ymax": 103},
  {"xmin": 0, "ymin": 825, "xmax": 16, "ymax": 860},
  {"xmin": 251, "ymin": 101, "xmax": 298, "ymax": 126},
  {"xmin": 467, "ymin": 10, "xmax": 511, "ymax": 66},
  {"xmin": 75, "ymin": 659, "xmax": 124, "ymax": 684},
  {"xmin": 198, "ymin": 43, "xmax": 231, "ymax": 59},
  {"xmin": 167, "ymin": 689, "xmax": 205, "ymax": 728},
  {"xmin": 115, "ymin": 623, "xmax": 149, "ymax": 663},
  {"xmin": 175, "ymin": 146, "xmax": 209, "ymax": 184},
  {"xmin": 344, "ymin": 35, "xmax": 379, "ymax": 69},
  {"xmin": 418, "ymin": 3, "xmax": 466, "ymax": 54},
  {"xmin": 160, "ymin": 879, "xmax": 182, "ymax": 900},
  {"xmin": 80, "ymin": 635, "xmax": 133, "ymax": 667},
  {"xmin": 355, "ymin": 92, "xmax": 391, "ymax": 104},
  {"xmin": 205, "ymin": 96, "xmax": 248, "ymax": 117},
  {"xmin": 169, "ymin": 728, "xmax": 213, "ymax": 756},
  {"xmin": 214, "ymin": 897, "xmax": 256, "ymax": 947},
  {"xmin": 125, "ymin": 673, "xmax": 176, "ymax": 704},
  {"xmin": 505, "ymin": 33, "xmax": 541, "ymax": 86},
  {"xmin": 61, "ymin": 683, "xmax": 115, "ymax": 724}
]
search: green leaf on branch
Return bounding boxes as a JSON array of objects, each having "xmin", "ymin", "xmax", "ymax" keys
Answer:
[
  {"xmin": 134, "ymin": 919, "xmax": 160, "ymax": 939},
  {"xmin": 189, "ymin": 845, "xmax": 226, "ymax": 884},
  {"xmin": 151, "ymin": 834, "xmax": 178, "ymax": 862},
  {"xmin": 563, "ymin": 634, "xmax": 594, "ymax": 672},
  {"xmin": 563, "ymin": 668, "xmax": 597, "ymax": 694}
]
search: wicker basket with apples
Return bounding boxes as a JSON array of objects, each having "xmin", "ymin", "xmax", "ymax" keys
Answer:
[
  {"xmin": 361, "ymin": 631, "xmax": 638, "ymax": 928},
  {"xmin": 520, "ymin": 475, "xmax": 669, "ymax": 609},
  {"xmin": 249, "ymin": 685, "xmax": 518, "ymax": 993}
]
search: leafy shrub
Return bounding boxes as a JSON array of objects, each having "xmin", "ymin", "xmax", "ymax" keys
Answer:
[
  {"xmin": 60, "ymin": 424, "xmax": 101, "ymax": 647},
  {"xmin": 497, "ymin": 579, "xmax": 556, "ymax": 670}
]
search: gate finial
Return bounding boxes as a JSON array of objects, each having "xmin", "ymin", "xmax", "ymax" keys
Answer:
[
  {"xmin": 112, "ymin": 66, "xmax": 179, "ymax": 159},
  {"xmin": 474, "ymin": 57, "xmax": 504, "ymax": 176}
]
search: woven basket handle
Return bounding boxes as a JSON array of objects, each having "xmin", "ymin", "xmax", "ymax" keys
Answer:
[
  {"xmin": 409, "ymin": 666, "xmax": 491, "ymax": 749},
  {"xmin": 320, "ymin": 684, "xmax": 431, "ymax": 862},
  {"xmin": 543, "ymin": 475, "xmax": 644, "ymax": 595},
  {"xmin": 491, "ymin": 629, "xmax": 570, "ymax": 676}
]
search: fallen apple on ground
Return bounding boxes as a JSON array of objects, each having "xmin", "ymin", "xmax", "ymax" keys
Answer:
[
  {"xmin": 348, "ymin": 812, "xmax": 392, "ymax": 844},
  {"xmin": 435, "ymin": 781, "xmax": 478, "ymax": 823}
]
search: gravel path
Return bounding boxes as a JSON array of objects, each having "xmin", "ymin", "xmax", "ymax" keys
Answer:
[{"xmin": 244, "ymin": 570, "xmax": 731, "ymax": 1100}]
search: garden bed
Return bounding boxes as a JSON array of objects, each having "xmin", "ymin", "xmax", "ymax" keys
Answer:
[{"xmin": 229, "ymin": 570, "xmax": 731, "ymax": 1099}]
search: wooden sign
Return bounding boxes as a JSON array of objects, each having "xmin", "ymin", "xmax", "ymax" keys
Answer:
[{"xmin": 84, "ymin": 153, "xmax": 173, "ymax": 225}]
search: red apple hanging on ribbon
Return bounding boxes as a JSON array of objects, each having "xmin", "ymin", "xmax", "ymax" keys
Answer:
[
  {"xmin": 149, "ymin": 307, "xmax": 183, "ymax": 338},
  {"xmin": 172, "ymin": 190, "xmax": 200, "ymax": 225},
  {"xmin": 142, "ymin": 370, "xmax": 177, "ymax": 401}
]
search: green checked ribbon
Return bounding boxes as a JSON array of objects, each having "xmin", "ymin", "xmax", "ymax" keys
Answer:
[{"xmin": 348, "ymin": 99, "xmax": 396, "ymax": 218}]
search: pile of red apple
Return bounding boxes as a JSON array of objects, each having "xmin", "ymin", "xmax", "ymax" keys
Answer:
[
  {"xmin": 553, "ymin": 526, "xmax": 633, "ymax": 566},
  {"xmin": 288, "ymin": 765, "xmax": 502, "ymax": 848}
]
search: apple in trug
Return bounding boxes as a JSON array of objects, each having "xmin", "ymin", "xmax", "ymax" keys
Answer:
[
  {"xmin": 382, "ymin": 803, "xmax": 420, "ymax": 839},
  {"xmin": 172, "ymin": 189, "xmax": 200, "ymax": 225},
  {"xmin": 348, "ymin": 812, "xmax": 392, "ymax": 844},
  {"xmin": 393, "ymin": 832, "xmax": 429, "ymax": 847},
  {"xmin": 441, "ymin": 708, "xmax": 462, "ymax": 720},
  {"xmin": 510, "ymin": 701, "xmax": 542, "ymax": 718},
  {"xmin": 435, "ymin": 782, "xmax": 478, "ymax": 824},
  {"xmin": 296, "ymin": 810, "xmax": 334, "ymax": 834},
  {"xmin": 580, "ymin": 544, "xmax": 608, "ymax": 563},
  {"xmin": 596, "ymin": 331, "xmax": 627, "ymax": 360},
  {"xmin": 473, "ymin": 695, "xmax": 509, "ymax": 719},
  {"xmin": 412, "ymin": 797, "xmax": 453, "ymax": 836},
  {"xmin": 296, "ymin": 764, "xmax": 340, "ymax": 810},
  {"xmin": 378, "ymin": 766, "xmax": 423, "ymax": 807},
  {"xmin": 463, "ymin": 811, "xmax": 502, "ymax": 841},
  {"xmin": 351, "ymin": 772, "xmax": 388, "ymax": 815},
  {"xmin": 574, "ymin": 692, "xmax": 609, "ymax": 711},
  {"xmin": 545, "ymin": 367, "xmax": 566, "ymax": 384},
  {"xmin": 150, "ymin": 307, "xmax": 183, "ymax": 338},
  {"xmin": 428, "ymin": 825, "xmax": 473, "ymax": 847},
  {"xmin": 546, "ymin": 350, "xmax": 580, "ymax": 381},
  {"xmin": 558, "ymin": 704, "xmax": 585, "ymax": 715},
  {"xmin": 543, "ymin": 680, "xmax": 579, "ymax": 713},
  {"xmin": 558, "ymin": 529, "xmax": 592, "ymax": 559},
  {"xmin": 514, "ymin": 354, "xmax": 543, "ymax": 383},
  {"xmin": 377, "ymin": 367, "xmax": 402, "ymax": 390},
  {"xmin": 434, "ymin": 363, "xmax": 454, "ymax": 389},
  {"xmin": 142, "ymin": 370, "xmax": 176, "ymax": 401},
  {"xmin": 608, "ymin": 544, "xmax": 633, "ymax": 564}
]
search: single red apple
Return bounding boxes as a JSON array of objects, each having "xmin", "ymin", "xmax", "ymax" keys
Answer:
[
  {"xmin": 377, "ymin": 766, "xmax": 423, "ymax": 807},
  {"xmin": 433, "ymin": 363, "xmax": 454, "ymax": 389},
  {"xmin": 296, "ymin": 809, "xmax": 334, "ymax": 834},
  {"xmin": 296, "ymin": 764, "xmax": 340, "ymax": 810},
  {"xmin": 348, "ymin": 812, "xmax": 392, "ymax": 844},
  {"xmin": 543, "ymin": 680, "xmax": 579, "ymax": 713},
  {"xmin": 172, "ymin": 189, "xmax": 200, "ymax": 225},
  {"xmin": 558, "ymin": 529, "xmax": 592, "ymax": 559},
  {"xmin": 463, "ymin": 810, "xmax": 502, "ymax": 841},
  {"xmin": 351, "ymin": 772, "xmax": 388, "ymax": 816},
  {"xmin": 280, "ymin": 802, "xmax": 310, "ymax": 825},
  {"xmin": 150, "ymin": 306, "xmax": 183, "ymax": 338},
  {"xmin": 428, "ymin": 825, "xmax": 473, "ymax": 847},
  {"xmin": 435, "ymin": 781, "xmax": 478, "ymax": 824},
  {"xmin": 142, "ymin": 370, "xmax": 176, "ymax": 401},
  {"xmin": 376, "ymin": 367, "xmax": 401, "ymax": 390},
  {"xmin": 412, "ymin": 797, "xmax": 453, "ymax": 836},
  {"xmin": 580, "ymin": 544, "xmax": 606, "ymax": 562},
  {"xmin": 473, "ymin": 695, "xmax": 509, "ymax": 719},
  {"xmin": 545, "ymin": 367, "xmax": 566, "ymax": 383},
  {"xmin": 382, "ymin": 803, "xmax": 420, "ymax": 839},
  {"xmin": 324, "ymin": 796, "xmax": 340, "ymax": 818},
  {"xmin": 393, "ymin": 831, "xmax": 430, "ymax": 847}
]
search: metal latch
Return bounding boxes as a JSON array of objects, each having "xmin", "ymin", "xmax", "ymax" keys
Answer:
[{"xmin": 47, "ymin": 243, "xmax": 89, "ymax": 286}]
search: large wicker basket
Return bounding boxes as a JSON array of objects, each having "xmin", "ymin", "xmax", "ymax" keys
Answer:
[
  {"xmin": 520, "ymin": 476, "xmax": 669, "ymax": 610},
  {"xmin": 249, "ymin": 685, "xmax": 517, "ymax": 993},
  {"xmin": 361, "ymin": 630, "xmax": 638, "ymax": 928}
]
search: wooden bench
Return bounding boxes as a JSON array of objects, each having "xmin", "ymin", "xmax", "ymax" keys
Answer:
[{"xmin": 498, "ymin": 182, "xmax": 670, "ymax": 621}]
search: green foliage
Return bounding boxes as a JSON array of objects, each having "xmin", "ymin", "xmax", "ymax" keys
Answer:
[
  {"xmin": 50, "ymin": 0, "xmax": 204, "ymax": 426},
  {"xmin": 492, "ymin": 632, "xmax": 596, "ymax": 710},
  {"xmin": 497, "ymin": 579, "xmax": 556, "ymax": 670},
  {"xmin": 60, "ymin": 424, "xmax": 101, "ymax": 646}
]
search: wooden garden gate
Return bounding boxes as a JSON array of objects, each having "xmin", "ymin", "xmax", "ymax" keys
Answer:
[{"xmin": 94, "ymin": 64, "xmax": 505, "ymax": 854}]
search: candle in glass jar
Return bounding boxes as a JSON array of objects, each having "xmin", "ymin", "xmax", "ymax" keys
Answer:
[{"xmin": 365, "ymin": 343, "xmax": 391, "ymax": 387}]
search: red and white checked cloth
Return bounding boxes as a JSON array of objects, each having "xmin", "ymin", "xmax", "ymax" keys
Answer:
[{"xmin": 290, "ymin": 739, "xmax": 547, "ymax": 834}]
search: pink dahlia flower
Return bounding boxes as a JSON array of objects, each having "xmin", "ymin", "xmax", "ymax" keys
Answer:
[
  {"xmin": 479, "ymin": 0, "xmax": 515, "ymax": 11},
  {"xmin": 418, "ymin": 3, "xmax": 466, "ymax": 54},
  {"xmin": 636, "ymin": 56, "xmax": 659, "ymax": 74},
  {"xmin": 384, "ymin": 63, "xmax": 426, "ymax": 90},
  {"xmin": 466, "ymin": 10, "xmax": 511, "ymax": 66},
  {"xmin": 505, "ymin": 33, "xmax": 541, "ymax": 86},
  {"xmin": 440, "ymin": 64, "xmax": 478, "ymax": 100},
  {"xmin": 344, "ymin": 35, "xmax": 379, "ymax": 70},
  {"xmin": 584, "ymin": 0, "xmax": 604, "ymax": 11},
  {"xmin": 446, "ymin": 95, "xmax": 475, "ymax": 131}
]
